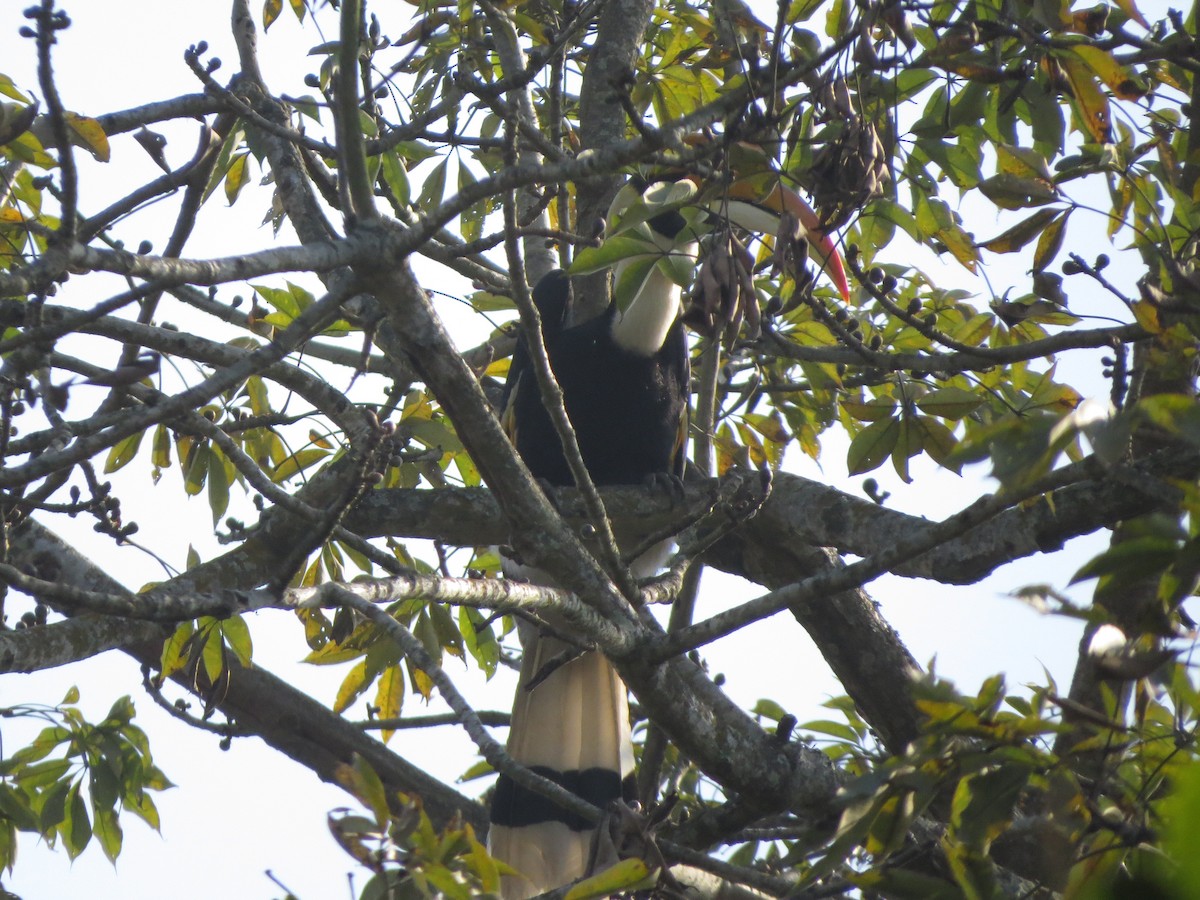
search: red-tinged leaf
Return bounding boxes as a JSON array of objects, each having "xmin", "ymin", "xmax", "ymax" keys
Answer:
[
  {"xmin": 847, "ymin": 417, "xmax": 899, "ymax": 475},
  {"xmin": 1059, "ymin": 55, "xmax": 1112, "ymax": 143},
  {"xmin": 978, "ymin": 208, "xmax": 1061, "ymax": 254},
  {"xmin": 1071, "ymin": 45, "xmax": 1146, "ymax": 100}
]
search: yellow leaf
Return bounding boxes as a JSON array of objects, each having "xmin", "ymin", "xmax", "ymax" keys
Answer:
[
  {"xmin": 160, "ymin": 621, "xmax": 195, "ymax": 678},
  {"xmin": 565, "ymin": 859, "xmax": 656, "ymax": 900},
  {"xmin": 65, "ymin": 113, "xmax": 109, "ymax": 162},
  {"xmin": 263, "ymin": 0, "xmax": 283, "ymax": 30},
  {"xmin": 374, "ymin": 665, "xmax": 404, "ymax": 744},
  {"xmin": 104, "ymin": 429, "xmax": 144, "ymax": 474},
  {"xmin": 1071, "ymin": 45, "xmax": 1145, "ymax": 101},
  {"xmin": 225, "ymin": 153, "xmax": 250, "ymax": 205},
  {"xmin": 201, "ymin": 621, "xmax": 225, "ymax": 683}
]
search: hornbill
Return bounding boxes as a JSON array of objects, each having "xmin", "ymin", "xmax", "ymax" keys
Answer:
[{"xmin": 488, "ymin": 175, "xmax": 847, "ymax": 898}]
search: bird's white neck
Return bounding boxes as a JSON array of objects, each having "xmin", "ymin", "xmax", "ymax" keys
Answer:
[{"xmin": 609, "ymin": 261, "xmax": 683, "ymax": 356}]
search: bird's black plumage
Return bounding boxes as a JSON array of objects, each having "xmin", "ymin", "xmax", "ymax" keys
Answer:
[
  {"xmin": 490, "ymin": 264, "xmax": 689, "ymax": 897},
  {"xmin": 501, "ymin": 268, "xmax": 689, "ymax": 487}
]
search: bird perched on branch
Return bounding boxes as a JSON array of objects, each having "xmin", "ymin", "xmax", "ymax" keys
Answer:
[{"xmin": 488, "ymin": 173, "xmax": 847, "ymax": 898}]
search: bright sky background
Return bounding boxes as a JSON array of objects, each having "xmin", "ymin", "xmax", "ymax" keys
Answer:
[{"xmin": 1, "ymin": 1, "xmax": 1175, "ymax": 897}]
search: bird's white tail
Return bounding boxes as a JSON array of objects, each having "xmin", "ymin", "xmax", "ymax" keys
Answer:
[{"xmin": 489, "ymin": 626, "xmax": 634, "ymax": 898}]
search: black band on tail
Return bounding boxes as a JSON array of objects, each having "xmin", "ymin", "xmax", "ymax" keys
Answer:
[{"xmin": 491, "ymin": 767, "xmax": 637, "ymax": 831}]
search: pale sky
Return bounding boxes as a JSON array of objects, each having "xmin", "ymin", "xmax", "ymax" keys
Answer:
[{"xmin": 1, "ymin": 1, "xmax": 1163, "ymax": 897}]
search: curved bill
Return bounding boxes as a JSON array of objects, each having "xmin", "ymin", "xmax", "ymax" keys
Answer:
[{"xmin": 718, "ymin": 180, "xmax": 852, "ymax": 304}]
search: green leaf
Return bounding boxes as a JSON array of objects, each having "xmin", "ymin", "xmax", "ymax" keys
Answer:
[
  {"xmin": 415, "ymin": 157, "xmax": 448, "ymax": 212},
  {"xmin": 183, "ymin": 441, "xmax": 208, "ymax": 496},
  {"xmin": 916, "ymin": 387, "xmax": 983, "ymax": 419},
  {"xmin": 950, "ymin": 765, "xmax": 1029, "ymax": 849},
  {"xmin": 160, "ymin": 620, "xmax": 194, "ymax": 678},
  {"xmin": 91, "ymin": 802, "xmax": 122, "ymax": 863},
  {"xmin": 1161, "ymin": 760, "xmax": 1200, "ymax": 895},
  {"xmin": 847, "ymin": 417, "xmax": 899, "ymax": 475},
  {"xmin": 380, "ymin": 149, "xmax": 411, "ymax": 207},
  {"xmin": 978, "ymin": 208, "xmax": 1062, "ymax": 254},
  {"xmin": 753, "ymin": 698, "xmax": 788, "ymax": 721},
  {"xmin": 569, "ymin": 235, "xmax": 658, "ymax": 275},
  {"xmin": 915, "ymin": 194, "xmax": 979, "ymax": 270},
  {"xmin": 915, "ymin": 417, "xmax": 961, "ymax": 472},
  {"xmin": 348, "ymin": 755, "xmax": 392, "ymax": 830},
  {"xmin": 39, "ymin": 777, "xmax": 70, "ymax": 832},
  {"xmin": 272, "ymin": 447, "xmax": 329, "ymax": 482},
  {"xmin": 151, "ymin": 423, "xmax": 172, "ymax": 471},
  {"xmin": 459, "ymin": 607, "xmax": 499, "ymax": 679},
  {"xmin": 200, "ymin": 620, "xmax": 225, "ymax": 684},
  {"xmin": 996, "ymin": 144, "xmax": 1054, "ymax": 183},
  {"xmin": 62, "ymin": 782, "xmax": 91, "ymax": 860},
  {"xmin": 978, "ymin": 173, "xmax": 1058, "ymax": 210},
  {"xmin": 842, "ymin": 396, "xmax": 898, "ymax": 422},
  {"xmin": 220, "ymin": 615, "xmax": 253, "ymax": 667},
  {"xmin": 1032, "ymin": 209, "xmax": 1071, "ymax": 272},
  {"xmin": 104, "ymin": 429, "xmax": 144, "ymax": 474},
  {"xmin": 207, "ymin": 446, "xmax": 230, "ymax": 527},
  {"xmin": 1070, "ymin": 537, "xmax": 1180, "ymax": 586}
]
